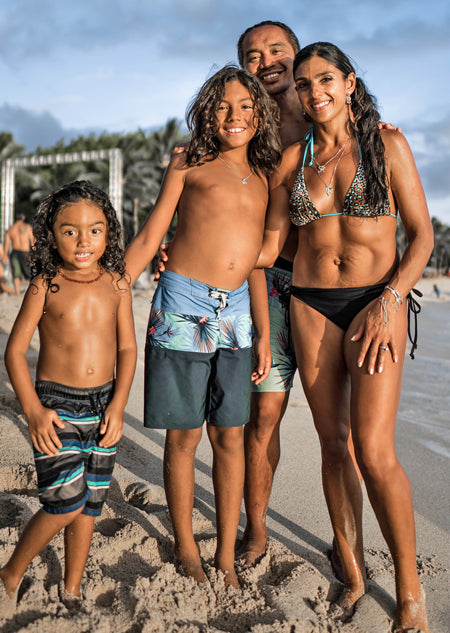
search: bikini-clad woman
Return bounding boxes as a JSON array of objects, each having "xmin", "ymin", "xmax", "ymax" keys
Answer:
[{"xmin": 258, "ymin": 42, "xmax": 433, "ymax": 632}]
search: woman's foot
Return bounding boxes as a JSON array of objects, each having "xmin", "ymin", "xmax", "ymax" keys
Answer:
[
  {"xmin": 394, "ymin": 586, "xmax": 429, "ymax": 633},
  {"xmin": 328, "ymin": 584, "xmax": 366, "ymax": 619},
  {"xmin": 236, "ymin": 532, "xmax": 267, "ymax": 568}
]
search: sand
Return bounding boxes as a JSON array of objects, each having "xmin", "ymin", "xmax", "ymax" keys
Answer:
[{"xmin": 0, "ymin": 277, "xmax": 448, "ymax": 632}]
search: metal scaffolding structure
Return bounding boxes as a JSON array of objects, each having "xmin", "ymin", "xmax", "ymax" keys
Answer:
[{"xmin": 1, "ymin": 149, "xmax": 123, "ymax": 241}]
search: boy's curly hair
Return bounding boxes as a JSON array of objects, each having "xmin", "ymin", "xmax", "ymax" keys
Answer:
[
  {"xmin": 31, "ymin": 180, "xmax": 125, "ymax": 289},
  {"xmin": 186, "ymin": 65, "xmax": 281, "ymax": 176}
]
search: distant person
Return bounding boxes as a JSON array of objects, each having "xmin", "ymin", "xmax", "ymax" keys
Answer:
[
  {"xmin": 0, "ymin": 243, "xmax": 15, "ymax": 294},
  {"xmin": 0, "ymin": 181, "xmax": 137, "ymax": 616},
  {"xmin": 125, "ymin": 65, "xmax": 281, "ymax": 588},
  {"xmin": 3, "ymin": 212, "xmax": 34, "ymax": 294},
  {"xmin": 258, "ymin": 42, "xmax": 433, "ymax": 630},
  {"xmin": 433, "ymin": 283, "xmax": 440, "ymax": 299}
]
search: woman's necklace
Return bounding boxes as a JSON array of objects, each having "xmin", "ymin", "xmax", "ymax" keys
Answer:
[
  {"xmin": 218, "ymin": 154, "xmax": 254, "ymax": 184},
  {"xmin": 313, "ymin": 134, "xmax": 351, "ymax": 173},
  {"xmin": 58, "ymin": 266, "xmax": 104, "ymax": 284},
  {"xmin": 314, "ymin": 134, "xmax": 352, "ymax": 196}
]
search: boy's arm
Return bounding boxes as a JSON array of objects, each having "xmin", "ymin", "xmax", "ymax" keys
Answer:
[
  {"xmin": 4, "ymin": 281, "xmax": 65, "ymax": 455},
  {"xmin": 124, "ymin": 155, "xmax": 187, "ymax": 286},
  {"xmin": 3, "ymin": 232, "xmax": 11, "ymax": 261},
  {"xmin": 99, "ymin": 279, "xmax": 137, "ymax": 447},
  {"xmin": 249, "ymin": 268, "xmax": 271, "ymax": 385}
]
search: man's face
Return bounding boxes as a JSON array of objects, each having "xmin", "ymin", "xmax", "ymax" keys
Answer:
[{"xmin": 241, "ymin": 25, "xmax": 296, "ymax": 97}]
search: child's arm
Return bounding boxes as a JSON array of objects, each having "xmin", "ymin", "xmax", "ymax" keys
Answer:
[
  {"xmin": 99, "ymin": 278, "xmax": 137, "ymax": 447},
  {"xmin": 124, "ymin": 154, "xmax": 187, "ymax": 286},
  {"xmin": 4, "ymin": 281, "xmax": 65, "ymax": 455},
  {"xmin": 248, "ymin": 268, "xmax": 271, "ymax": 385}
]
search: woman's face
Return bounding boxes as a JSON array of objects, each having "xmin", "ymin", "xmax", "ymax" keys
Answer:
[{"xmin": 294, "ymin": 54, "xmax": 355, "ymax": 124}]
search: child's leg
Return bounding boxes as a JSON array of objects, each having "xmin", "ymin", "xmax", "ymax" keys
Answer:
[
  {"xmin": 163, "ymin": 427, "xmax": 205, "ymax": 582},
  {"xmin": 0, "ymin": 507, "xmax": 83, "ymax": 597},
  {"xmin": 207, "ymin": 424, "xmax": 245, "ymax": 589},
  {"xmin": 64, "ymin": 513, "xmax": 95, "ymax": 595}
]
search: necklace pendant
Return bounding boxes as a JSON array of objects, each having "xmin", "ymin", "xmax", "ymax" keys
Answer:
[
  {"xmin": 241, "ymin": 178, "xmax": 248, "ymax": 184},
  {"xmin": 325, "ymin": 185, "xmax": 333, "ymax": 196},
  {"xmin": 316, "ymin": 165, "xmax": 325, "ymax": 173}
]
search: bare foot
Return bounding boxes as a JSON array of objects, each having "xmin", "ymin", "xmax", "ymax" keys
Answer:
[
  {"xmin": 236, "ymin": 533, "xmax": 267, "ymax": 568},
  {"xmin": 175, "ymin": 556, "xmax": 207, "ymax": 584},
  {"xmin": 218, "ymin": 566, "xmax": 240, "ymax": 589},
  {"xmin": 328, "ymin": 584, "xmax": 366, "ymax": 619},
  {"xmin": 328, "ymin": 537, "xmax": 345, "ymax": 583},
  {"xmin": 394, "ymin": 586, "xmax": 429, "ymax": 633},
  {"xmin": 0, "ymin": 572, "xmax": 18, "ymax": 618}
]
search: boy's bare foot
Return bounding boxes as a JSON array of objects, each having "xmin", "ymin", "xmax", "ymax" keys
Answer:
[
  {"xmin": 236, "ymin": 533, "xmax": 267, "ymax": 568},
  {"xmin": 0, "ymin": 572, "xmax": 18, "ymax": 618},
  {"xmin": 176, "ymin": 557, "xmax": 207, "ymax": 584},
  {"xmin": 394, "ymin": 586, "xmax": 429, "ymax": 633},
  {"xmin": 59, "ymin": 581, "xmax": 83, "ymax": 609},
  {"xmin": 218, "ymin": 566, "xmax": 240, "ymax": 589}
]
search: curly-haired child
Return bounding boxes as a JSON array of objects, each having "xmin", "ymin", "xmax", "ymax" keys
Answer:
[
  {"xmin": 125, "ymin": 65, "xmax": 281, "ymax": 588},
  {"xmin": 0, "ymin": 180, "xmax": 137, "ymax": 615}
]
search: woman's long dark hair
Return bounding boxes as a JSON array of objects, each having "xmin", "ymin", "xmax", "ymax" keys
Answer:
[
  {"xmin": 31, "ymin": 180, "xmax": 125, "ymax": 290},
  {"xmin": 293, "ymin": 42, "xmax": 389, "ymax": 211},
  {"xmin": 186, "ymin": 65, "xmax": 281, "ymax": 177}
]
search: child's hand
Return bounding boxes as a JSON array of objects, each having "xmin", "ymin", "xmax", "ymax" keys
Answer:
[
  {"xmin": 153, "ymin": 242, "xmax": 170, "ymax": 281},
  {"xmin": 98, "ymin": 404, "xmax": 124, "ymax": 447},
  {"xmin": 251, "ymin": 334, "xmax": 272, "ymax": 385},
  {"xmin": 28, "ymin": 406, "xmax": 65, "ymax": 455}
]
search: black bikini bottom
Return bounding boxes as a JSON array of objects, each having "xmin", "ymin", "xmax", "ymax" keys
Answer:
[{"xmin": 290, "ymin": 283, "xmax": 386, "ymax": 331}]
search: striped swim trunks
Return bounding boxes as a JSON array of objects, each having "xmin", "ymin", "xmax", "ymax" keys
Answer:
[{"xmin": 34, "ymin": 380, "xmax": 116, "ymax": 516}]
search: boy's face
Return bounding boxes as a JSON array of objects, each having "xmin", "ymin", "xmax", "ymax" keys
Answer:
[
  {"xmin": 52, "ymin": 201, "xmax": 108, "ymax": 273},
  {"xmin": 241, "ymin": 25, "xmax": 296, "ymax": 97},
  {"xmin": 214, "ymin": 80, "xmax": 258, "ymax": 151}
]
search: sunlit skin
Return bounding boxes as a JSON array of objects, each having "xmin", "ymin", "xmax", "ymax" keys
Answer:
[
  {"xmin": 1, "ymin": 200, "xmax": 137, "ymax": 602},
  {"xmin": 257, "ymin": 53, "xmax": 433, "ymax": 630},
  {"xmin": 125, "ymin": 79, "xmax": 272, "ymax": 589}
]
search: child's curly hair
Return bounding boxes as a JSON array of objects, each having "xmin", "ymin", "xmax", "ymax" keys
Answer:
[
  {"xmin": 186, "ymin": 65, "xmax": 281, "ymax": 176},
  {"xmin": 31, "ymin": 180, "xmax": 125, "ymax": 289}
]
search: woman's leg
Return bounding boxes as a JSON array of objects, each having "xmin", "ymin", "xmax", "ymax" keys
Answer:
[
  {"xmin": 163, "ymin": 427, "xmax": 206, "ymax": 582},
  {"xmin": 345, "ymin": 305, "xmax": 428, "ymax": 631},
  {"xmin": 290, "ymin": 297, "xmax": 366, "ymax": 607},
  {"xmin": 208, "ymin": 423, "xmax": 245, "ymax": 588}
]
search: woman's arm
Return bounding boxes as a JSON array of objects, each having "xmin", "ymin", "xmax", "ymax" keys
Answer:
[{"xmin": 124, "ymin": 154, "xmax": 187, "ymax": 285}]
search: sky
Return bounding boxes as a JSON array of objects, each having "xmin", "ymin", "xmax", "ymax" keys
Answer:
[{"xmin": 1, "ymin": 0, "xmax": 449, "ymax": 223}]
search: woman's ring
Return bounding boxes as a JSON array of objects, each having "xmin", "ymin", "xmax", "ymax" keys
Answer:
[{"xmin": 379, "ymin": 345, "xmax": 389, "ymax": 351}]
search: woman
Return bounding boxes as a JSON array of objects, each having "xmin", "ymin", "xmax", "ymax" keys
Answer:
[{"xmin": 258, "ymin": 42, "xmax": 433, "ymax": 632}]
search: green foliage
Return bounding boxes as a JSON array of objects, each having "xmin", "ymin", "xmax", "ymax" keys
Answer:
[{"xmin": 1, "ymin": 120, "xmax": 189, "ymax": 241}]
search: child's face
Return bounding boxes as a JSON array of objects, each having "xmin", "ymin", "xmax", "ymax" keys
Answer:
[
  {"xmin": 52, "ymin": 201, "xmax": 108, "ymax": 272},
  {"xmin": 214, "ymin": 80, "xmax": 258, "ymax": 151}
]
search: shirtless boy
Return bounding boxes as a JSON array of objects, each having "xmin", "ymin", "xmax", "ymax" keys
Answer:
[
  {"xmin": 3, "ymin": 212, "xmax": 34, "ymax": 294},
  {"xmin": 125, "ymin": 65, "xmax": 281, "ymax": 587}
]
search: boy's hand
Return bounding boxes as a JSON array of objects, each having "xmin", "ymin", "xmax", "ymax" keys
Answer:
[
  {"xmin": 153, "ymin": 242, "xmax": 170, "ymax": 281},
  {"xmin": 251, "ymin": 334, "xmax": 272, "ymax": 385},
  {"xmin": 28, "ymin": 406, "xmax": 64, "ymax": 455},
  {"xmin": 98, "ymin": 403, "xmax": 124, "ymax": 447}
]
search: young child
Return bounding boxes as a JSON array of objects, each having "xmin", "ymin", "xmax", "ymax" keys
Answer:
[
  {"xmin": 125, "ymin": 65, "xmax": 281, "ymax": 588},
  {"xmin": 0, "ymin": 180, "xmax": 137, "ymax": 615}
]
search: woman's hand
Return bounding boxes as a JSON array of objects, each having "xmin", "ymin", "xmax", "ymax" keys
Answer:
[{"xmin": 350, "ymin": 297, "xmax": 400, "ymax": 374}]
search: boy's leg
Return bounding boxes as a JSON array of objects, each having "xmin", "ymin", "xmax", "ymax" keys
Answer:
[
  {"xmin": 163, "ymin": 427, "xmax": 206, "ymax": 583},
  {"xmin": 64, "ymin": 513, "xmax": 95, "ymax": 595},
  {"xmin": 0, "ymin": 507, "xmax": 83, "ymax": 597},
  {"xmin": 207, "ymin": 423, "xmax": 245, "ymax": 589}
]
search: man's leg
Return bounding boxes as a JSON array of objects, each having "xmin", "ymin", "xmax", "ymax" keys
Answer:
[
  {"xmin": 238, "ymin": 390, "xmax": 289, "ymax": 566},
  {"xmin": 163, "ymin": 427, "xmax": 206, "ymax": 583}
]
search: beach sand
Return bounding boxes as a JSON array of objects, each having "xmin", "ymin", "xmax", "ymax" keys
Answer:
[{"xmin": 0, "ymin": 277, "xmax": 448, "ymax": 632}]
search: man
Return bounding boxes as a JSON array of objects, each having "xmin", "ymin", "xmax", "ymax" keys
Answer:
[
  {"xmin": 3, "ymin": 212, "xmax": 34, "ymax": 294},
  {"xmin": 235, "ymin": 21, "xmax": 308, "ymax": 568}
]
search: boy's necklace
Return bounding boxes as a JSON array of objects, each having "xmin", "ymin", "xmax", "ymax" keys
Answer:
[
  {"xmin": 218, "ymin": 154, "xmax": 254, "ymax": 184},
  {"xmin": 58, "ymin": 266, "xmax": 104, "ymax": 284}
]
